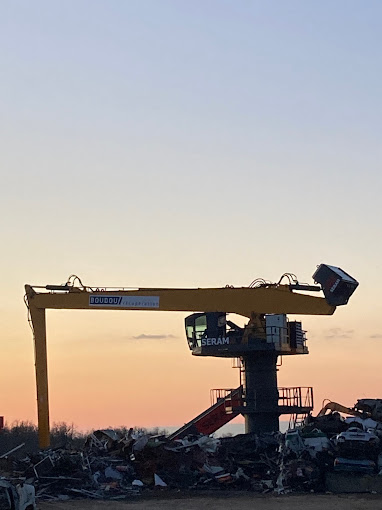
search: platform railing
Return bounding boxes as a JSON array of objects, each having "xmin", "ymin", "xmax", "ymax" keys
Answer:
[
  {"xmin": 210, "ymin": 386, "xmax": 313, "ymax": 413},
  {"xmin": 278, "ymin": 386, "xmax": 313, "ymax": 409},
  {"xmin": 210, "ymin": 387, "xmax": 243, "ymax": 413}
]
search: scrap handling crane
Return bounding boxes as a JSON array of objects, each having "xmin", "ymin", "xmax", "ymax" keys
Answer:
[{"xmin": 25, "ymin": 264, "xmax": 358, "ymax": 448}]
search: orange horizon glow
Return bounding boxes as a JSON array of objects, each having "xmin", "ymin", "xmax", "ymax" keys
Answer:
[{"xmin": 2, "ymin": 304, "xmax": 381, "ymax": 433}]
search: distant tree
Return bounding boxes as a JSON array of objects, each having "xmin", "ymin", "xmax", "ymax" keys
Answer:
[{"xmin": 0, "ymin": 422, "xmax": 169, "ymax": 457}]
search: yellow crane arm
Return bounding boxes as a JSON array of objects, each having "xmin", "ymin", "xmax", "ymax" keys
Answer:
[
  {"xmin": 316, "ymin": 401, "xmax": 361, "ymax": 418},
  {"xmin": 25, "ymin": 284, "xmax": 335, "ymax": 317}
]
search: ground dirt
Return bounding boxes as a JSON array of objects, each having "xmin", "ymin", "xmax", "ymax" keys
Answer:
[{"xmin": 39, "ymin": 492, "xmax": 382, "ymax": 510}]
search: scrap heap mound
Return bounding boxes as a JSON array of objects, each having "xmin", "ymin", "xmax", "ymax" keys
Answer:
[
  {"xmin": 2, "ymin": 401, "xmax": 382, "ymax": 503},
  {"xmin": 0, "ymin": 429, "xmax": 285, "ymax": 501}
]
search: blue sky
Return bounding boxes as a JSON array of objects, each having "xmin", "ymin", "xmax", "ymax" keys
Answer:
[{"xmin": 1, "ymin": 1, "xmax": 381, "ymax": 427}]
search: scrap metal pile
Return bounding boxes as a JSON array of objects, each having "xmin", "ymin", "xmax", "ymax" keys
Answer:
[
  {"xmin": 1, "ymin": 429, "xmax": 284, "ymax": 502},
  {"xmin": 2, "ymin": 399, "xmax": 382, "ymax": 504}
]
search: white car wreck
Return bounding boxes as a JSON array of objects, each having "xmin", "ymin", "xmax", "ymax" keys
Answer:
[{"xmin": 0, "ymin": 479, "xmax": 36, "ymax": 510}]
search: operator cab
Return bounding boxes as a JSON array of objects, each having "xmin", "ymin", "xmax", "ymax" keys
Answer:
[
  {"xmin": 185, "ymin": 312, "xmax": 243, "ymax": 351},
  {"xmin": 186, "ymin": 312, "xmax": 227, "ymax": 349}
]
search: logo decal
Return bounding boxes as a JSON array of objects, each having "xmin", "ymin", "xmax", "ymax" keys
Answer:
[
  {"xmin": 201, "ymin": 337, "xmax": 230, "ymax": 346},
  {"xmin": 89, "ymin": 295, "xmax": 160, "ymax": 308}
]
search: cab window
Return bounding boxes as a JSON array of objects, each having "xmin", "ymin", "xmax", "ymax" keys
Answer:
[{"xmin": 194, "ymin": 315, "xmax": 207, "ymax": 340}]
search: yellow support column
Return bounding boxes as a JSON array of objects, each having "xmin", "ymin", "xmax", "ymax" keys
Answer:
[{"xmin": 30, "ymin": 305, "xmax": 50, "ymax": 448}]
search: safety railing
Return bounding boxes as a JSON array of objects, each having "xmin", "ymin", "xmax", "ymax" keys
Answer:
[
  {"xmin": 278, "ymin": 386, "xmax": 313, "ymax": 410},
  {"xmin": 210, "ymin": 386, "xmax": 313, "ymax": 414},
  {"xmin": 210, "ymin": 387, "xmax": 243, "ymax": 413}
]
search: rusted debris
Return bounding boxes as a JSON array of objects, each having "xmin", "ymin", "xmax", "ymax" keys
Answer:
[{"xmin": 2, "ymin": 399, "xmax": 382, "ymax": 502}]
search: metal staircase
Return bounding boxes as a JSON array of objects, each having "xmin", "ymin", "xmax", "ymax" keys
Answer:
[
  {"xmin": 168, "ymin": 385, "xmax": 313, "ymax": 439},
  {"xmin": 168, "ymin": 387, "xmax": 242, "ymax": 440}
]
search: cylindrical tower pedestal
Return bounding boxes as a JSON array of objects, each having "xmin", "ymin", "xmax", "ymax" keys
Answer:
[{"xmin": 243, "ymin": 353, "xmax": 279, "ymax": 434}]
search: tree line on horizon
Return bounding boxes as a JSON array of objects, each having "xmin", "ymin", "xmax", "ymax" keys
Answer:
[{"xmin": 0, "ymin": 421, "xmax": 169, "ymax": 455}]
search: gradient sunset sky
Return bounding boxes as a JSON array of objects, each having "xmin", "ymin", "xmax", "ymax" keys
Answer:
[{"xmin": 1, "ymin": 1, "xmax": 382, "ymax": 432}]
